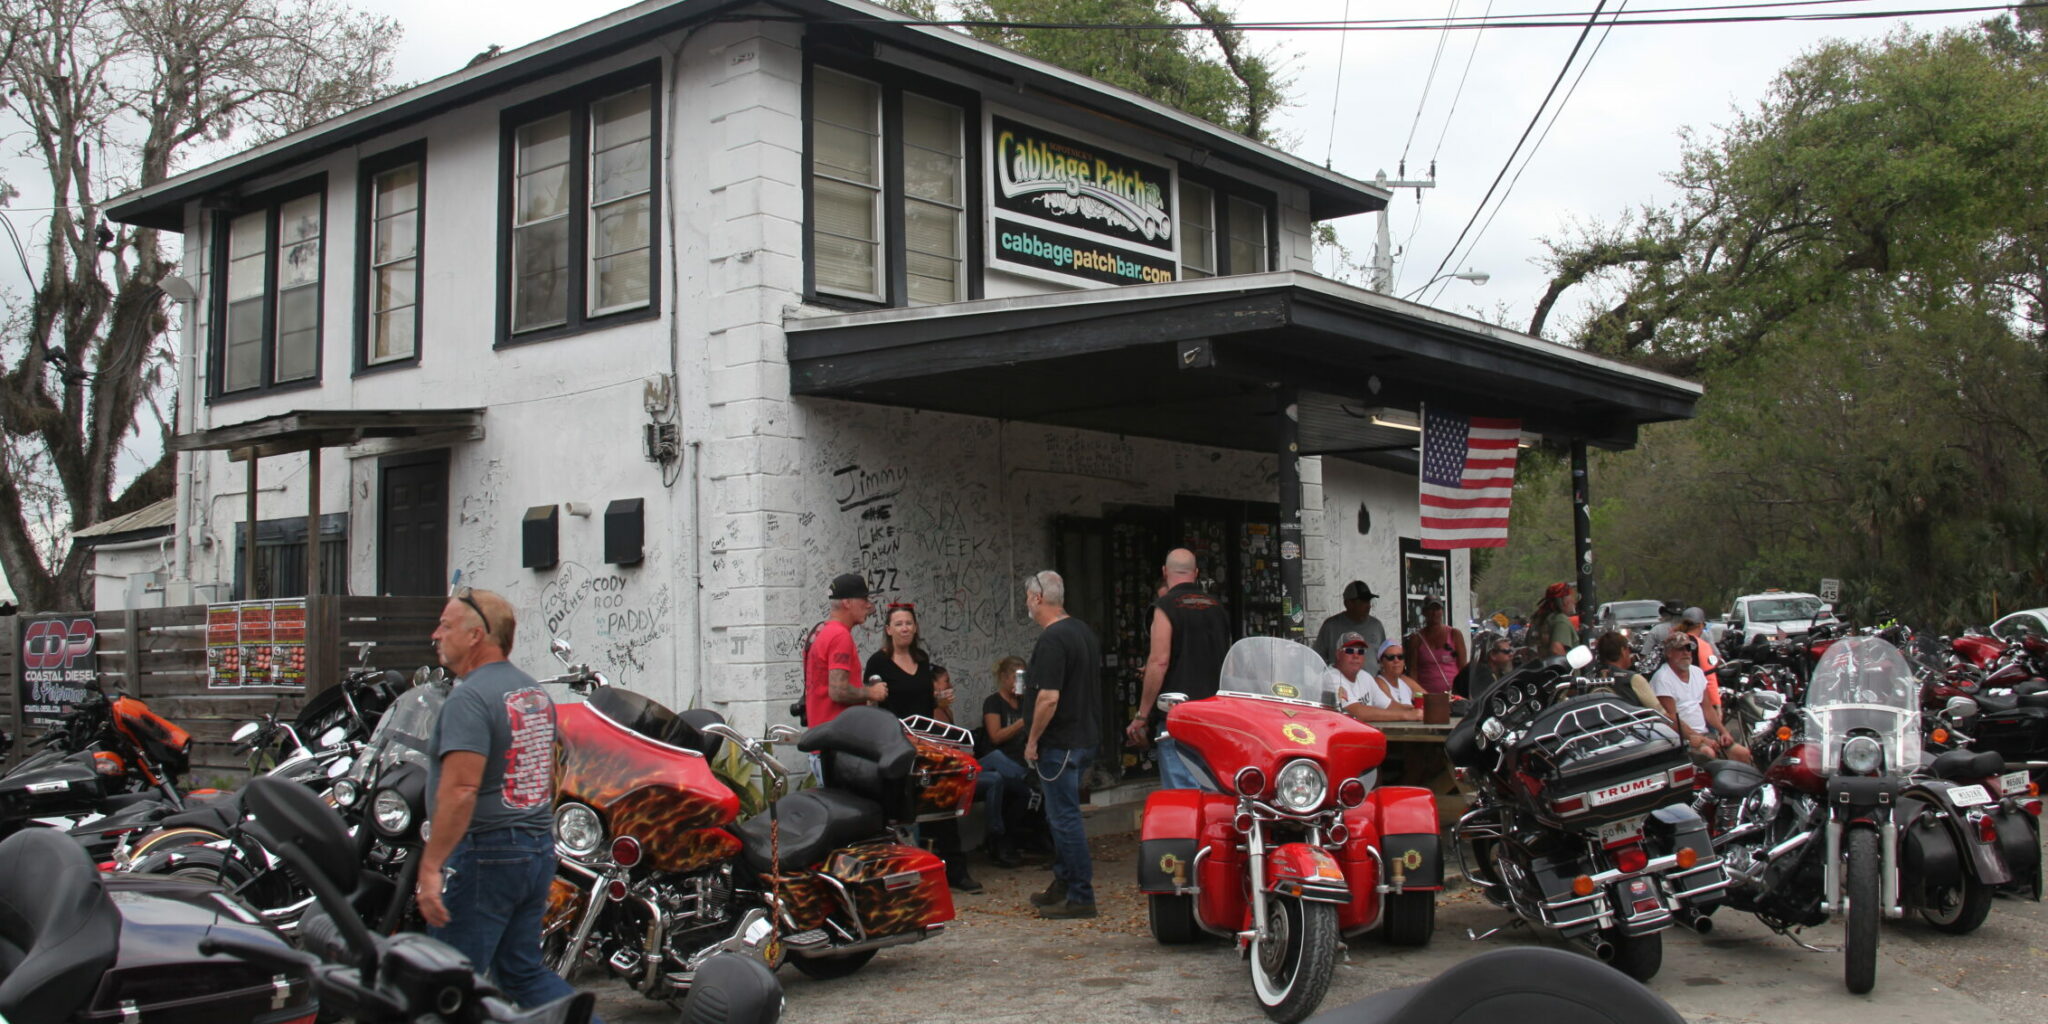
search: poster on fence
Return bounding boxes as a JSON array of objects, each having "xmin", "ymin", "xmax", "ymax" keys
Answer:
[
  {"xmin": 206, "ymin": 599, "xmax": 308, "ymax": 689},
  {"xmin": 17, "ymin": 613, "xmax": 98, "ymax": 732}
]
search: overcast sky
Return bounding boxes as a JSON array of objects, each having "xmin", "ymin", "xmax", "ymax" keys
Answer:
[{"xmin": 0, "ymin": 0, "xmax": 2001, "ymax": 601}]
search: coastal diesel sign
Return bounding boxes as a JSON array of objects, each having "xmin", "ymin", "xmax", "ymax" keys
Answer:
[{"xmin": 988, "ymin": 113, "xmax": 1177, "ymax": 286}]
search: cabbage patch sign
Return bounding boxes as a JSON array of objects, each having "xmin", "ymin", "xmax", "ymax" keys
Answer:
[
  {"xmin": 17, "ymin": 613, "xmax": 98, "ymax": 731},
  {"xmin": 988, "ymin": 113, "xmax": 1178, "ymax": 287}
]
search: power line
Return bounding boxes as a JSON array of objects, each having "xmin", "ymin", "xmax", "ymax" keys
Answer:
[
  {"xmin": 1399, "ymin": 0, "xmax": 1464, "ymax": 170},
  {"xmin": 1324, "ymin": 0, "xmax": 1353, "ymax": 168},
  {"xmin": 1396, "ymin": 0, "xmax": 1499, "ymax": 294},
  {"xmin": 1433, "ymin": 0, "xmax": 1632, "ymax": 303},
  {"xmin": 1421, "ymin": 0, "xmax": 1614, "ymax": 295}
]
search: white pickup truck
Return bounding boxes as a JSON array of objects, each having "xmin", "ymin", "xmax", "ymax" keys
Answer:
[{"xmin": 1724, "ymin": 591, "xmax": 1837, "ymax": 639}]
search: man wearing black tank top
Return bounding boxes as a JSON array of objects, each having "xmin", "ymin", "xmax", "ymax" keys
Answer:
[{"xmin": 1126, "ymin": 548, "xmax": 1231, "ymax": 790}]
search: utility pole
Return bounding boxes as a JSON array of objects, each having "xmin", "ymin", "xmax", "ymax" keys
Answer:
[{"xmin": 1369, "ymin": 166, "xmax": 1437, "ymax": 293}]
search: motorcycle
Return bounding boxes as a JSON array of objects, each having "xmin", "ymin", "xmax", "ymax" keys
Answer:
[
  {"xmin": 1694, "ymin": 635, "xmax": 1928, "ymax": 993},
  {"xmin": 1446, "ymin": 646, "xmax": 1726, "ymax": 982},
  {"xmin": 540, "ymin": 642, "xmax": 965, "ymax": 1004},
  {"xmin": 235, "ymin": 642, "xmax": 414, "ymax": 773},
  {"xmin": 1914, "ymin": 696, "xmax": 2044, "ymax": 918},
  {"xmin": 0, "ymin": 682, "xmax": 194, "ymax": 847},
  {"xmin": 1137, "ymin": 636, "xmax": 1441, "ymax": 1024}
]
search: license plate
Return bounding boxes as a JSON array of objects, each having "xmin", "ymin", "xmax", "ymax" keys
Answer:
[
  {"xmin": 1590, "ymin": 773, "xmax": 1667, "ymax": 807},
  {"xmin": 2001, "ymin": 770, "xmax": 2031, "ymax": 794},
  {"xmin": 1949, "ymin": 784, "xmax": 1993, "ymax": 807},
  {"xmin": 1597, "ymin": 814, "xmax": 1646, "ymax": 848}
]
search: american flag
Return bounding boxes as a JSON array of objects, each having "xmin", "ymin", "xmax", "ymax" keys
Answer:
[{"xmin": 1419, "ymin": 407, "xmax": 1522, "ymax": 549}]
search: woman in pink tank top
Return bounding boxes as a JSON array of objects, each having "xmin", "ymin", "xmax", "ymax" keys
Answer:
[{"xmin": 1405, "ymin": 597, "xmax": 1466, "ymax": 695}]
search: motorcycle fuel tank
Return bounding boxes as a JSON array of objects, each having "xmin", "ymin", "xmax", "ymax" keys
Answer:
[
  {"xmin": 1765, "ymin": 741, "xmax": 1827, "ymax": 796},
  {"xmin": 1166, "ymin": 697, "xmax": 1386, "ymax": 785}
]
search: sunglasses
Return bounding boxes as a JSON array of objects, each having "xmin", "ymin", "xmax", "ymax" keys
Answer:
[
  {"xmin": 1381, "ymin": 652, "xmax": 1406, "ymax": 661},
  {"xmin": 887, "ymin": 601, "xmax": 917, "ymax": 611},
  {"xmin": 455, "ymin": 587, "xmax": 491, "ymax": 637},
  {"xmin": 1339, "ymin": 645, "xmax": 1368, "ymax": 655}
]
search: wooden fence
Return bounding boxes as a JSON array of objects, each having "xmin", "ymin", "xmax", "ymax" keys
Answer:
[{"xmin": 2, "ymin": 596, "xmax": 444, "ymax": 784}]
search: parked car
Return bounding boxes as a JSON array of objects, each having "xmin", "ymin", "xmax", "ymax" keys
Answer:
[
  {"xmin": 1594, "ymin": 599, "xmax": 1668, "ymax": 637},
  {"xmin": 1989, "ymin": 607, "xmax": 2048, "ymax": 642},
  {"xmin": 1723, "ymin": 590, "xmax": 1836, "ymax": 639}
]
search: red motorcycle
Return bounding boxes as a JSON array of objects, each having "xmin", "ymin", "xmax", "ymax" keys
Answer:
[{"xmin": 1138, "ymin": 637, "xmax": 1440, "ymax": 1023}]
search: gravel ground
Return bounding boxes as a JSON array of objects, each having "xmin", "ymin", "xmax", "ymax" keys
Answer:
[{"xmin": 589, "ymin": 825, "xmax": 2048, "ymax": 1024}]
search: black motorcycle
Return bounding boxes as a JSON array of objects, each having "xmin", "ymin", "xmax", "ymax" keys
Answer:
[
  {"xmin": 1447, "ymin": 646, "xmax": 1728, "ymax": 981},
  {"xmin": 0, "ymin": 684, "xmax": 193, "ymax": 854}
]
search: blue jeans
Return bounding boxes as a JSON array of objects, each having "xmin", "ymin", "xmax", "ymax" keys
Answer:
[
  {"xmin": 1036, "ymin": 746, "xmax": 1093, "ymax": 904},
  {"xmin": 975, "ymin": 750, "xmax": 1031, "ymax": 835},
  {"xmin": 428, "ymin": 829, "xmax": 594, "ymax": 1018},
  {"xmin": 1155, "ymin": 736, "xmax": 1205, "ymax": 791}
]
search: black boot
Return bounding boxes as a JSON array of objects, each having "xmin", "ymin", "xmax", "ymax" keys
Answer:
[
  {"xmin": 989, "ymin": 834, "xmax": 1023, "ymax": 868},
  {"xmin": 947, "ymin": 856, "xmax": 983, "ymax": 892}
]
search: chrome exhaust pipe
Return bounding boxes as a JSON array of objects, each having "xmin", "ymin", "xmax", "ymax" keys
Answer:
[{"xmin": 1591, "ymin": 938, "xmax": 1615, "ymax": 962}]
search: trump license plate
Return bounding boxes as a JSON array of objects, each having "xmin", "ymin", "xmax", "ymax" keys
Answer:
[{"xmin": 1589, "ymin": 773, "xmax": 1667, "ymax": 807}]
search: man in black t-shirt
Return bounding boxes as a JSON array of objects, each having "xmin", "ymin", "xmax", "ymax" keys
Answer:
[
  {"xmin": 1126, "ymin": 548, "xmax": 1230, "ymax": 790},
  {"xmin": 1021, "ymin": 569, "xmax": 1101, "ymax": 919}
]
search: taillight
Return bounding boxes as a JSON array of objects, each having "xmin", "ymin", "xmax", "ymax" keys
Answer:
[
  {"xmin": 1976, "ymin": 814, "xmax": 2000, "ymax": 844},
  {"xmin": 1669, "ymin": 764, "xmax": 1697, "ymax": 788},
  {"xmin": 2023, "ymin": 799, "xmax": 2043, "ymax": 816},
  {"xmin": 611, "ymin": 835, "xmax": 642, "ymax": 868},
  {"xmin": 1550, "ymin": 795, "xmax": 1586, "ymax": 815},
  {"xmin": 1616, "ymin": 845, "xmax": 1649, "ymax": 874}
]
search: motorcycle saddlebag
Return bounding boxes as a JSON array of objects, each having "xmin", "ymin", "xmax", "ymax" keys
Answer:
[
  {"xmin": 823, "ymin": 841, "xmax": 954, "ymax": 937},
  {"xmin": 1996, "ymin": 812, "xmax": 2042, "ymax": 899},
  {"xmin": 1513, "ymin": 696, "xmax": 1688, "ymax": 829},
  {"xmin": 78, "ymin": 875, "xmax": 315, "ymax": 1024}
]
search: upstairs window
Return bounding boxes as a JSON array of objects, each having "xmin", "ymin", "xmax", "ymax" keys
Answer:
[
  {"xmin": 359, "ymin": 145, "xmax": 424, "ymax": 370},
  {"xmin": 1180, "ymin": 180, "xmax": 1216, "ymax": 280},
  {"xmin": 1227, "ymin": 196, "xmax": 1269, "ymax": 274},
  {"xmin": 807, "ymin": 65, "xmax": 972, "ymax": 307},
  {"xmin": 500, "ymin": 64, "xmax": 660, "ymax": 343},
  {"xmin": 214, "ymin": 184, "xmax": 324, "ymax": 397},
  {"xmin": 1176, "ymin": 179, "xmax": 1272, "ymax": 279}
]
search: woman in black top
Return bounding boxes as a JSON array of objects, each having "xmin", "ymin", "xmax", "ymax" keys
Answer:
[{"xmin": 864, "ymin": 603, "xmax": 955, "ymax": 723}]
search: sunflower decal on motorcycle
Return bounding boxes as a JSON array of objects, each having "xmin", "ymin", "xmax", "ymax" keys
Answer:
[{"xmin": 1281, "ymin": 722, "xmax": 1316, "ymax": 745}]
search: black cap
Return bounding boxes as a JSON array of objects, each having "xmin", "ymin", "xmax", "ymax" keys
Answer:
[
  {"xmin": 829, "ymin": 573, "xmax": 870, "ymax": 600},
  {"xmin": 1343, "ymin": 581, "xmax": 1378, "ymax": 602}
]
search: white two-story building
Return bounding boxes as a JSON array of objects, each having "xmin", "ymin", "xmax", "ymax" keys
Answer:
[{"xmin": 106, "ymin": 0, "xmax": 1699, "ymax": 757}]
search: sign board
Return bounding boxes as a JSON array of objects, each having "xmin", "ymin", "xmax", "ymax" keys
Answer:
[
  {"xmin": 1818, "ymin": 578, "xmax": 1841, "ymax": 603},
  {"xmin": 986, "ymin": 111, "xmax": 1179, "ymax": 287},
  {"xmin": 16, "ymin": 614, "xmax": 98, "ymax": 732},
  {"xmin": 206, "ymin": 599, "xmax": 308, "ymax": 689}
]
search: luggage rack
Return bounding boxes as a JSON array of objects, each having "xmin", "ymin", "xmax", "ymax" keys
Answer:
[
  {"xmin": 902, "ymin": 715, "xmax": 973, "ymax": 749},
  {"xmin": 1521, "ymin": 701, "xmax": 1681, "ymax": 771}
]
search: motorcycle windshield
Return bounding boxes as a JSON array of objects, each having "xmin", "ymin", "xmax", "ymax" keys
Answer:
[
  {"xmin": 1218, "ymin": 636, "xmax": 1334, "ymax": 707},
  {"xmin": 1805, "ymin": 636, "xmax": 1920, "ymax": 776},
  {"xmin": 348, "ymin": 680, "xmax": 449, "ymax": 786}
]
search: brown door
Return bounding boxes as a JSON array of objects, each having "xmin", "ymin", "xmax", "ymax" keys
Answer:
[{"xmin": 378, "ymin": 450, "xmax": 448, "ymax": 596}]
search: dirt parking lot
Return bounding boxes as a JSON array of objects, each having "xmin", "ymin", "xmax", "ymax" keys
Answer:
[{"xmin": 592, "ymin": 827, "xmax": 2048, "ymax": 1024}]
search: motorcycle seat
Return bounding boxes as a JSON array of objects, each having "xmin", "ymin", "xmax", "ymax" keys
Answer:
[
  {"xmin": 663, "ymin": 708, "xmax": 727, "ymax": 762},
  {"xmin": 731, "ymin": 789, "xmax": 886, "ymax": 878},
  {"xmin": 1977, "ymin": 692, "xmax": 2020, "ymax": 713},
  {"xmin": 2020, "ymin": 692, "xmax": 2048, "ymax": 710},
  {"xmin": 798, "ymin": 707, "xmax": 915, "ymax": 777},
  {"xmin": 1303, "ymin": 946, "xmax": 1683, "ymax": 1024},
  {"xmin": 1705, "ymin": 759, "xmax": 1767, "ymax": 800},
  {"xmin": 1929, "ymin": 749, "xmax": 2006, "ymax": 781},
  {"xmin": 2013, "ymin": 679, "xmax": 2048, "ymax": 697},
  {"xmin": 101, "ymin": 791, "xmax": 167, "ymax": 812},
  {"xmin": 159, "ymin": 791, "xmax": 245, "ymax": 834},
  {"xmin": 0, "ymin": 829, "xmax": 122, "ymax": 1022}
]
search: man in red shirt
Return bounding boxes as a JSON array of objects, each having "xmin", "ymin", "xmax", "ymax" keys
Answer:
[{"xmin": 804, "ymin": 573, "xmax": 883, "ymax": 729}]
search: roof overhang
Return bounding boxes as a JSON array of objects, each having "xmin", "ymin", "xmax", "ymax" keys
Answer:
[
  {"xmin": 786, "ymin": 272, "xmax": 1701, "ymax": 463},
  {"xmin": 106, "ymin": 0, "xmax": 1385, "ymax": 231},
  {"xmin": 71, "ymin": 497, "xmax": 176, "ymax": 548},
  {"xmin": 168, "ymin": 409, "xmax": 485, "ymax": 460}
]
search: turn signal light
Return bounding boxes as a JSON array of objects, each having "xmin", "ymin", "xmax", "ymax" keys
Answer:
[
  {"xmin": 1235, "ymin": 767, "xmax": 1268, "ymax": 798},
  {"xmin": 1616, "ymin": 846, "xmax": 1649, "ymax": 874},
  {"xmin": 2030, "ymin": 783, "xmax": 2041, "ymax": 797},
  {"xmin": 1931, "ymin": 729, "xmax": 1950, "ymax": 745},
  {"xmin": 1675, "ymin": 848, "xmax": 1699, "ymax": 870},
  {"xmin": 1776, "ymin": 726, "xmax": 1793, "ymax": 741},
  {"xmin": 606, "ymin": 878, "xmax": 630, "ymax": 902},
  {"xmin": 1337, "ymin": 778, "xmax": 1368, "ymax": 808},
  {"xmin": 1572, "ymin": 875, "xmax": 1596, "ymax": 897},
  {"xmin": 611, "ymin": 835, "xmax": 642, "ymax": 868}
]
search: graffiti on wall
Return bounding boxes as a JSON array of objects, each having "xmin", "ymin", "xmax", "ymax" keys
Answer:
[{"xmin": 539, "ymin": 556, "xmax": 674, "ymax": 677}]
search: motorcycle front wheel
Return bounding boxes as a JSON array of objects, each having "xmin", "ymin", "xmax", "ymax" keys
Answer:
[
  {"xmin": 1845, "ymin": 828, "xmax": 1880, "ymax": 994},
  {"xmin": 1249, "ymin": 894, "xmax": 1337, "ymax": 1024},
  {"xmin": 1919, "ymin": 875, "xmax": 1993, "ymax": 935}
]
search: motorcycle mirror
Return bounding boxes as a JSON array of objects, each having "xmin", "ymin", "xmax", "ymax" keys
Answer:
[
  {"xmin": 319, "ymin": 725, "xmax": 348, "ymax": 748},
  {"xmin": 1565, "ymin": 645, "xmax": 1594, "ymax": 670},
  {"xmin": 1944, "ymin": 695, "xmax": 1979, "ymax": 720},
  {"xmin": 552, "ymin": 638, "xmax": 574, "ymax": 664},
  {"xmin": 231, "ymin": 721, "xmax": 260, "ymax": 744},
  {"xmin": 326, "ymin": 755, "xmax": 355, "ymax": 779},
  {"xmin": 351, "ymin": 641, "xmax": 376, "ymax": 666},
  {"xmin": 1156, "ymin": 692, "xmax": 1189, "ymax": 712}
]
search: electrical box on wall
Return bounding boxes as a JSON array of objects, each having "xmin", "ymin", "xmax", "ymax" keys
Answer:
[
  {"xmin": 605, "ymin": 498, "xmax": 644, "ymax": 566},
  {"xmin": 522, "ymin": 505, "xmax": 559, "ymax": 569}
]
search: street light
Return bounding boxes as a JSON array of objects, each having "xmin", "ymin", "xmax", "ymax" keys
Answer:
[{"xmin": 1400, "ymin": 270, "xmax": 1490, "ymax": 301}]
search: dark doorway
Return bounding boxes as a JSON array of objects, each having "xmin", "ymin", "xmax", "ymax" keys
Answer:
[
  {"xmin": 1398, "ymin": 537, "xmax": 1451, "ymax": 636},
  {"xmin": 378, "ymin": 450, "xmax": 449, "ymax": 596}
]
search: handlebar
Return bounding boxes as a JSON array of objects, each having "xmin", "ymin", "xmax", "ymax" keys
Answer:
[{"xmin": 702, "ymin": 722, "xmax": 791, "ymax": 800}]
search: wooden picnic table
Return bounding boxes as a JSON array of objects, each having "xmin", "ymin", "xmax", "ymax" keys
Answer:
[{"xmin": 1373, "ymin": 721, "xmax": 1466, "ymax": 825}]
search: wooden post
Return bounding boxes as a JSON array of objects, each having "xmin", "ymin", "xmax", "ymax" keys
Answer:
[
  {"xmin": 244, "ymin": 451, "xmax": 260, "ymax": 600},
  {"xmin": 306, "ymin": 447, "xmax": 322, "ymax": 597},
  {"xmin": 123, "ymin": 607, "xmax": 140, "ymax": 697},
  {"xmin": 1277, "ymin": 385, "xmax": 1305, "ymax": 641}
]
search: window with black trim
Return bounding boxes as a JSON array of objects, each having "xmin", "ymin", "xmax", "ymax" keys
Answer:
[
  {"xmin": 358, "ymin": 144, "xmax": 424, "ymax": 370},
  {"xmin": 1177, "ymin": 178, "xmax": 1272, "ymax": 278},
  {"xmin": 807, "ymin": 65, "xmax": 971, "ymax": 307},
  {"xmin": 212, "ymin": 182, "xmax": 325, "ymax": 397},
  {"xmin": 499, "ymin": 64, "xmax": 659, "ymax": 342}
]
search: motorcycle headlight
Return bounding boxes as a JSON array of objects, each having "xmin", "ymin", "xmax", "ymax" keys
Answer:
[
  {"xmin": 554, "ymin": 803, "xmax": 604, "ymax": 857},
  {"xmin": 331, "ymin": 778, "xmax": 360, "ymax": 808},
  {"xmin": 370, "ymin": 788, "xmax": 413, "ymax": 836},
  {"xmin": 1841, "ymin": 735, "xmax": 1883, "ymax": 775},
  {"xmin": 1274, "ymin": 759, "xmax": 1328, "ymax": 813}
]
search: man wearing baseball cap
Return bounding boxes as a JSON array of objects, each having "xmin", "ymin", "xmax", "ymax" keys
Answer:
[
  {"xmin": 803, "ymin": 573, "xmax": 885, "ymax": 729},
  {"xmin": 1314, "ymin": 580, "xmax": 1387, "ymax": 664}
]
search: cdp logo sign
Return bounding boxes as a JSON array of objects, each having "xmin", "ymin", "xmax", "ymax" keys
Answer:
[{"xmin": 22, "ymin": 617, "xmax": 96, "ymax": 670}]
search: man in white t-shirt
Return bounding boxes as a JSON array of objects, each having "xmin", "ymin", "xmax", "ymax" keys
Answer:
[
  {"xmin": 1650, "ymin": 634, "xmax": 1749, "ymax": 764},
  {"xmin": 1331, "ymin": 634, "xmax": 1422, "ymax": 724}
]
